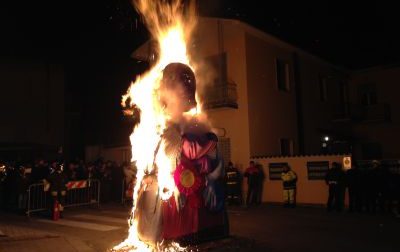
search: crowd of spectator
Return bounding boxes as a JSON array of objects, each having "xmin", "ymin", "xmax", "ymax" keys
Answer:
[
  {"xmin": 223, "ymin": 160, "xmax": 400, "ymax": 217},
  {"xmin": 0, "ymin": 158, "xmax": 136, "ymax": 212},
  {"xmin": 325, "ymin": 161, "xmax": 400, "ymax": 215},
  {"xmin": 2, "ymin": 157, "xmax": 399, "ymax": 218}
]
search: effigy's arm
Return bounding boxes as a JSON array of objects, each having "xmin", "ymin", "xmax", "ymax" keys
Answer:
[
  {"xmin": 203, "ymin": 146, "xmax": 226, "ymax": 211},
  {"xmin": 206, "ymin": 147, "xmax": 225, "ymax": 182}
]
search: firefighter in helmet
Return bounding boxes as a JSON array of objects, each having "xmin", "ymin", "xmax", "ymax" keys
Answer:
[{"xmin": 46, "ymin": 161, "xmax": 68, "ymax": 218}]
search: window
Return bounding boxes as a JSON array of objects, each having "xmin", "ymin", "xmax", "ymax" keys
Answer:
[
  {"xmin": 359, "ymin": 83, "xmax": 377, "ymax": 106},
  {"xmin": 280, "ymin": 138, "xmax": 293, "ymax": 156},
  {"xmin": 318, "ymin": 75, "xmax": 328, "ymax": 102},
  {"xmin": 276, "ymin": 59, "xmax": 290, "ymax": 91}
]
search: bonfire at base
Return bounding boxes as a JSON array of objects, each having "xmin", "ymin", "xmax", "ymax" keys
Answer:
[{"xmin": 112, "ymin": 1, "xmax": 229, "ymax": 251}]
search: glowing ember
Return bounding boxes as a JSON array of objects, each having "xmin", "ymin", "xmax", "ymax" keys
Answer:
[{"xmin": 113, "ymin": 0, "xmax": 198, "ymax": 251}]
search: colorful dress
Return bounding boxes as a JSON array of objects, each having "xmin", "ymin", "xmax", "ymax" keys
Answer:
[{"xmin": 162, "ymin": 131, "xmax": 228, "ymax": 241}]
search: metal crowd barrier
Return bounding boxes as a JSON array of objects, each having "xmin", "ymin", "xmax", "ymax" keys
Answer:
[
  {"xmin": 26, "ymin": 179, "xmax": 101, "ymax": 217},
  {"xmin": 26, "ymin": 182, "xmax": 48, "ymax": 216}
]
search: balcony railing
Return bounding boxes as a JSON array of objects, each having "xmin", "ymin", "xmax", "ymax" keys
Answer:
[
  {"xmin": 332, "ymin": 103, "xmax": 391, "ymax": 123},
  {"xmin": 202, "ymin": 82, "xmax": 238, "ymax": 110}
]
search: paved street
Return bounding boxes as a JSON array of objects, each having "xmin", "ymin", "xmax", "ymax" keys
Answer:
[{"xmin": 0, "ymin": 204, "xmax": 399, "ymax": 251}]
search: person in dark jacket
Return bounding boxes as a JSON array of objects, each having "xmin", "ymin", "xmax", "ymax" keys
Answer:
[
  {"xmin": 255, "ymin": 163, "xmax": 265, "ymax": 205},
  {"xmin": 46, "ymin": 161, "xmax": 68, "ymax": 217},
  {"xmin": 17, "ymin": 166, "xmax": 30, "ymax": 210},
  {"xmin": 364, "ymin": 160, "xmax": 389, "ymax": 214},
  {"xmin": 373, "ymin": 160, "xmax": 391, "ymax": 214},
  {"xmin": 364, "ymin": 164, "xmax": 378, "ymax": 214},
  {"xmin": 325, "ymin": 162, "xmax": 345, "ymax": 212},
  {"xmin": 0, "ymin": 163, "xmax": 6, "ymax": 209},
  {"xmin": 244, "ymin": 161, "xmax": 260, "ymax": 206},
  {"xmin": 66, "ymin": 162, "xmax": 78, "ymax": 181},
  {"xmin": 393, "ymin": 172, "xmax": 400, "ymax": 218},
  {"xmin": 31, "ymin": 159, "xmax": 49, "ymax": 183},
  {"xmin": 100, "ymin": 162, "xmax": 113, "ymax": 203},
  {"xmin": 345, "ymin": 163, "xmax": 361, "ymax": 212},
  {"xmin": 225, "ymin": 161, "xmax": 242, "ymax": 205},
  {"xmin": 4, "ymin": 164, "xmax": 18, "ymax": 210}
]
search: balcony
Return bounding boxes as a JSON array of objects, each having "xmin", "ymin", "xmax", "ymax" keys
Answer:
[
  {"xmin": 332, "ymin": 103, "xmax": 391, "ymax": 123},
  {"xmin": 202, "ymin": 82, "xmax": 238, "ymax": 110}
]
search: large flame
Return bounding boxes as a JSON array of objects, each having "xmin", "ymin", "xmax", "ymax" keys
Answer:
[{"xmin": 113, "ymin": 0, "xmax": 199, "ymax": 251}]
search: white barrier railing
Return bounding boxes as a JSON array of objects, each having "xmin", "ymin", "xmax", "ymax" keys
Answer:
[{"xmin": 26, "ymin": 179, "xmax": 100, "ymax": 217}]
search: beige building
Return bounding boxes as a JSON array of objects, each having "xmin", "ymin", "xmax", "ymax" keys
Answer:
[
  {"xmin": 132, "ymin": 17, "xmax": 352, "ymax": 171},
  {"xmin": 130, "ymin": 17, "xmax": 400, "ymax": 175},
  {"xmin": 100, "ymin": 17, "xmax": 400, "ymax": 205}
]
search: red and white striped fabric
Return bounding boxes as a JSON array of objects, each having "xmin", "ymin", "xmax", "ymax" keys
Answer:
[{"xmin": 66, "ymin": 180, "xmax": 87, "ymax": 190}]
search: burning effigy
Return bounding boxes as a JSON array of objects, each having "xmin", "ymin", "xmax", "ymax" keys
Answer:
[{"xmin": 113, "ymin": 1, "xmax": 228, "ymax": 251}]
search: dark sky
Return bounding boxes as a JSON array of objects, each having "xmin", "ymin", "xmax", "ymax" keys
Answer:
[
  {"xmin": 203, "ymin": 0, "xmax": 400, "ymax": 69},
  {"xmin": 1, "ymin": 0, "xmax": 399, "ymax": 69},
  {"xmin": 1, "ymin": 0, "xmax": 399, "ymax": 147}
]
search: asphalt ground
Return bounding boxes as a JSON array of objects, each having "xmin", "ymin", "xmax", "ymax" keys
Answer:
[{"xmin": 0, "ymin": 203, "xmax": 398, "ymax": 251}]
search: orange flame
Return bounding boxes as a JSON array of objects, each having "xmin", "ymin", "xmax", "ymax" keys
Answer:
[{"xmin": 113, "ymin": 0, "xmax": 198, "ymax": 251}]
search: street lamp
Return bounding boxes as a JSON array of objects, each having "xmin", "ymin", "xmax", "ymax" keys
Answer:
[{"xmin": 321, "ymin": 135, "xmax": 330, "ymax": 154}]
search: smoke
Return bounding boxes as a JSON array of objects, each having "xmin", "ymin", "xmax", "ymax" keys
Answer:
[{"xmin": 191, "ymin": 57, "xmax": 218, "ymax": 104}]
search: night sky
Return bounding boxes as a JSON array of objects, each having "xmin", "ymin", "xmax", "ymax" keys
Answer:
[
  {"xmin": 1, "ymin": 0, "xmax": 399, "ymax": 147},
  {"xmin": 205, "ymin": 0, "xmax": 400, "ymax": 70},
  {"xmin": 2, "ymin": 1, "xmax": 399, "ymax": 68}
]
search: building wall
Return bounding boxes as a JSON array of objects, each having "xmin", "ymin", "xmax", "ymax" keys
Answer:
[
  {"xmin": 131, "ymin": 17, "xmax": 400, "ymax": 174},
  {"xmin": 350, "ymin": 66, "xmax": 400, "ymax": 158},
  {"xmin": 130, "ymin": 18, "xmax": 253, "ymax": 171},
  {"xmin": 193, "ymin": 19, "xmax": 251, "ymax": 172},
  {"xmin": 245, "ymin": 33, "xmax": 298, "ymax": 157},
  {"xmin": 0, "ymin": 59, "xmax": 64, "ymax": 147},
  {"xmin": 254, "ymin": 155, "xmax": 349, "ymax": 205},
  {"xmin": 296, "ymin": 55, "xmax": 350, "ymax": 154}
]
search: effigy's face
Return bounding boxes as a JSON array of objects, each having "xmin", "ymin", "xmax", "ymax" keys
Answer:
[
  {"xmin": 162, "ymin": 86, "xmax": 194, "ymax": 118},
  {"xmin": 160, "ymin": 63, "xmax": 196, "ymax": 120}
]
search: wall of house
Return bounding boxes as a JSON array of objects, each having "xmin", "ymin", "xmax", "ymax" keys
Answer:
[
  {"xmin": 133, "ymin": 17, "xmax": 400, "ymax": 172},
  {"xmin": 254, "ymin": 154, "xmax": 349, "ymax": 205},
  {"xmin": 296, "ymin": 54, "xmax": 350, "ymax": 154},
  {"xmin": 193, "ymin": 19, "xmax": 252, "ymax": 172},
  {"xmin": 350, "ymin": 66, "xmax": 400, "ymax": 158},
  {"xmin": 245, "ymin": 33, "xmax": 298, "ymax": 157}
]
